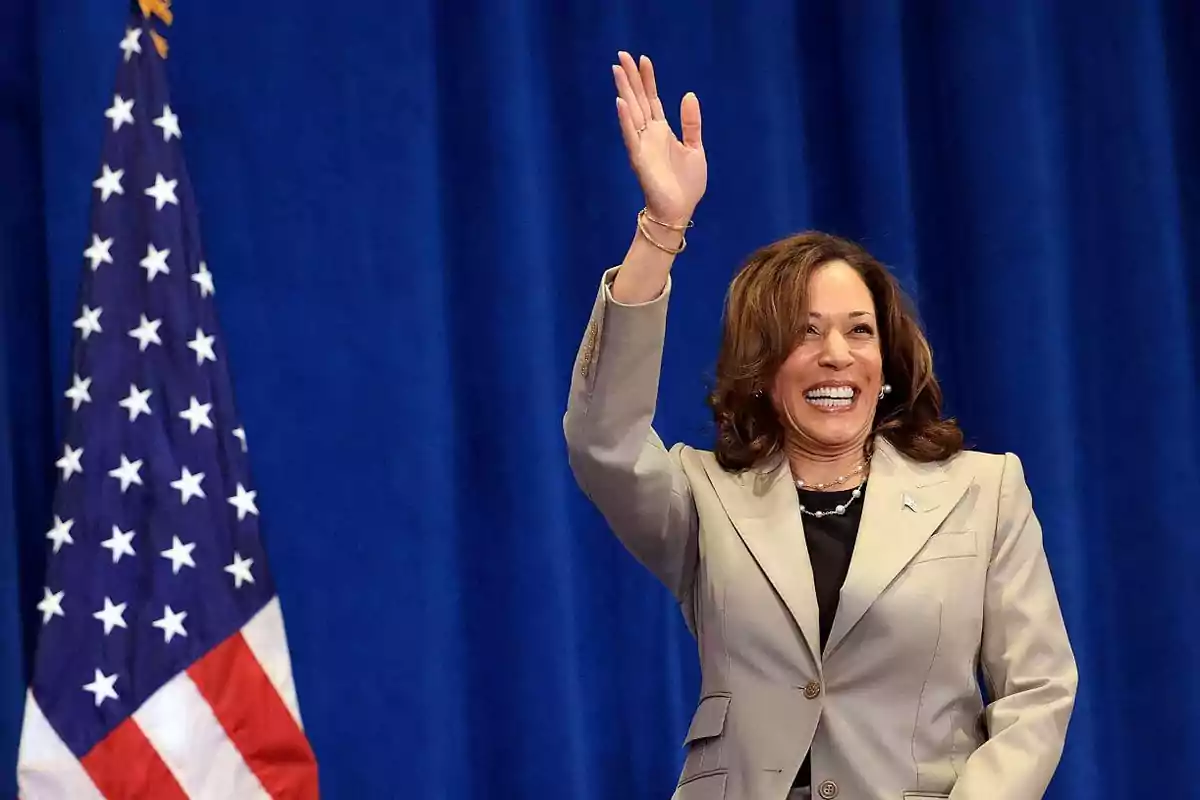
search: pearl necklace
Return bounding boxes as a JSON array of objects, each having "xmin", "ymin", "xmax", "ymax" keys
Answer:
[
  {"xmin": 797, "ymin": 485, "xmax": 864, "ymax": 518},
  {"xmin": 794, "ymin": 454, "xmax": 872, "ymax": 518}
]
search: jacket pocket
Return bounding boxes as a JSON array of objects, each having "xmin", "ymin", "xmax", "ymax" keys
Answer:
[
  {"xmin": 679, "ymin": 694, "xmax": 731, "ymax": 785},
  {"xmin": 672, "ymin": 771, "xmax": 727, "ymax": 800},
  {"xmin": 682, "ymin": 693, "xmax": 730, "ymax": 745}
]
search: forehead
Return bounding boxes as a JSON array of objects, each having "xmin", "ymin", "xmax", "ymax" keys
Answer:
[{"xmin": 807, "ymin": 260, "xmax": 874, "ymax": 312}]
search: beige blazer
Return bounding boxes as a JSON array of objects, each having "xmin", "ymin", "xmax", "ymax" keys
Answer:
[{"xmin": 563, "ymin": 267, "xmax": 1078, "ymax": 800}]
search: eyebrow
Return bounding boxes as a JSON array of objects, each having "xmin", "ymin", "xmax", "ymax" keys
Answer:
[{"xmin": 808, "ymin": 311, "xmax": 875, "ymax": 319}]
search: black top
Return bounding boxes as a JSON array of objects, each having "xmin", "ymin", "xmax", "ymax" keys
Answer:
[{"xmin": 792, "ymin": 482, "xmax": 866, "ymax": 789}]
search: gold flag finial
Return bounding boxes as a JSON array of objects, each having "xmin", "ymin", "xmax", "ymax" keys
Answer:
[
  {"xmin": 150, "ymin": 29, "xmax": 169, "ymax": 59},
  {"xmin": 137, "ymin": 0, "xmax": 172, "ymax": 58},
  {"xmin": 138, "ymin": 0, "xmax": 173, "ymax": 25}
]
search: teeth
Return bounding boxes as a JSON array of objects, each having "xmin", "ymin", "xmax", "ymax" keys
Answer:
[
  {"xmin": 805, "ymin": 386, "xmax": 855, "ymax": 399},
  {"xmin": 807, "ymin": 396, "xmax": 853, "ymax": 409}
]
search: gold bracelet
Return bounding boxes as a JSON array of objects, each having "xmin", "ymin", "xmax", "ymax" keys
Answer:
[
  {"xmin": 640, "ymin": 207, "xmax": 694, "ymax": 231},
  {"xmin": 636, "ymin": 210, "xmax": 687, "ymax": 255}
]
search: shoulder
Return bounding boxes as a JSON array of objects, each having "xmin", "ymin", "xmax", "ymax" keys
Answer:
[
  {"xmin": 932, "ymin": 448, "xmax": 1038, "ymax": 541},
  {"xmin": 926, "ymin": 446, "xmax": 1026, "ymax": 491}
]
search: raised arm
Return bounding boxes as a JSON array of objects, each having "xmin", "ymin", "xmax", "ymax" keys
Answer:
[{"xmin": 562, "ymin": 52, "xmax": 707, "ymax": 606}]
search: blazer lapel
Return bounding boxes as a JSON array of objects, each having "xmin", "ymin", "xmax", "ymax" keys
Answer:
[
  {"xmin": 822, "ymin": 438, "xmax": 971, "ymax": 658},
  {"xmin": 701, "ymin": 454, "xmax": 823, "ymax": 668}
]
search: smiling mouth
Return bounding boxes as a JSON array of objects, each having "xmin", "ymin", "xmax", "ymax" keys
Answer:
[{"xmin": 804, "ymin": 385, "xmax": 857, "ymax": 411}]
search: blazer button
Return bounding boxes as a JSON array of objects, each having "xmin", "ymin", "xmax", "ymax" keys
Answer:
[
  {"xmin": 817, "ymin": 780, "xmax": 839, "ymax": 799},
  {"xmin": 803, "ymin": 680, "xmax": 821, "ymax": 699}
]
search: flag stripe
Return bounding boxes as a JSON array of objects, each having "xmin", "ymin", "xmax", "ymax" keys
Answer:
[
  {"xmin": 16, "ymin": 691, "xmax": 105, "ymax": 800},
  {"xmin": 188, "ymin": 632, "xmax": 321, "ymax": 800},
  {"xmin": 134, "ymin": 667, "xmax": 272, "ymax": 800},
  {"xmin": 241, "ymin": 597, "xmax": 305, "ymax": 729},
  {"xmin": 79, "ymin": 717, "xmax": 189, "ymax": 800}
]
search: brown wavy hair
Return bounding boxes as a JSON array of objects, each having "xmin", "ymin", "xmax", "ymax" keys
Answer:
[{"xmin": 706, "ymin": 231, "xmax": 964, "ymax": 471}]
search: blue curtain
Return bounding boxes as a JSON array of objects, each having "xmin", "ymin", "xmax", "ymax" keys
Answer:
[{"xmin": 3, "ymin": 1, "xmax": 1199, "ymax": 797}]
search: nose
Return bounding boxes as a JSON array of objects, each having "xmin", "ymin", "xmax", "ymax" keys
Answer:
[{"xmin": 817, "ymin": 331, "xmax": 853, "ymax": 369}]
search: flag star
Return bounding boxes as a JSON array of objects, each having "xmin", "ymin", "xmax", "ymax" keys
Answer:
[
  {"xmin": 93, "ymin": 164, "xmax": 125, "ymax": 202},
  {"xmin": 139, "ymin": 243, "xmax": 171, "ymax": 281},
  {"xmin": 144, "ymin": 172, "xmax": 179, "ymax": 211},
  {"xmin": 192, "ymin": 261, "xmax": 215, "ymax": 297},
  {"xmin": 93, "ymin": 597, "xmax": 128, "ymax": 635},
  {"xmin": 128, "ymin": 314, "xmax": 163, "ymax": 351},
  {"xmin": 152, "ymin": 605, "xmax": 188, "ymax": 643},
  {"xmin": 46, "ymin": 515, "xmax": 75, "ymax": 553},
  {"xmin": 179, "ymin": 396, "xmax": 214, "ymax": 434},
  {"xmin": 73, "ymin": 305, "xmax": 103, "ymax": 340},
  {"xmin": 153, "ymin": 105, "xmax": 182, "ymax": 141},
  {"xmin": 227, "ymin": 483, "xmax": 259, "ymax": 521},
  {"xmin": 119, "ymin": 27, "xmax": 142, "ymax": 61},
  {"xmin": 224, "ymin": 552, "xmax": 255, "ymax": 589},
  {"xmin": 118, "ymin": 383, "xmax": 153, "ymax": 422},
  {"xmin": 232, "ymin": 427, "xmax": 248, "ymax": 452},
  {"xmin": 101, "ymin": 525, "xmax": 136, "ymax": 564},
  {"xmin": 187, "ymin": 328, "xmax": 217, "ymax": 365},
  {"xmin": 108, "ymin": 454, "xmax": 144, "ymax": 493},
  {"xmin": 170, "ymin": 466, "xmax": 206, "ymax": 505},
  {"xmin": 55, "ymin": 444, "xmax": 83, "ymax": 482},
  {"xmin": 65, "ymin": 373, "xmax": 93, "ymax": 411},
  {"xmin": 83, "ymin": 234, "xmax": 114, "ymax": 270},
  {"xmin": 105, "ymin": 94, "xmax": 134, "ymax": 131},
  {"xmin": 38, "ymin": 588, "xmax": 65, "ymax": 624},
  {"xmin": 82, "ymin": 669, "xmax": 119, "ymax": 707},
  {"xmin": 160, "ymin": 536, "xmax": 196, "ymax": 574}
]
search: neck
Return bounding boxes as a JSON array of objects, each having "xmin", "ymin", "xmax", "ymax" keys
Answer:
[{"xmin": 785, "ymin": 437, "xmax": 871, "ymax": 490}]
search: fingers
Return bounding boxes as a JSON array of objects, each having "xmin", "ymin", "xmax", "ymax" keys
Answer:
[
  {"xmin": 615, "ymin": 97, "xmax": 640, "ymax": 157},
  {"xmin": 679, "ymin": 91, "xmax": 702, "ymax": 149},
  {"xmin": 641, "ymin": 55, "xmax": 666, "ymax": 121},
  {"xmin": 612, "ymin": 62, "xmax": 646, "ymax": 132},
  {"xmin": 618, "ymin": 51, "xmax": 654, "ymax": 125}
]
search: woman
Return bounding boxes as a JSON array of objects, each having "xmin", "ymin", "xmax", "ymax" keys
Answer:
[{"xmin": 563, "ymin": 52, "xmax": 1078, "ymax": 800}]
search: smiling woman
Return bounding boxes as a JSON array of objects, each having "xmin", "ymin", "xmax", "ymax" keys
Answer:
[
  {"xmin": 563, "ymin": 51, "xmax": 1078, "ymax": 800},
  {"xmin": 707, "ymin": 232, "xmax": 964, "ymax": 478}
]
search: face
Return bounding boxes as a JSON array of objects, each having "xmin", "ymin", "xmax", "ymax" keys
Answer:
[{"xmin": 769, "ymin": 260, "xmax": 884, "ymax": 454}]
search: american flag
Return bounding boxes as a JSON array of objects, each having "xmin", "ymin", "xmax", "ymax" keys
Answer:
[{"xmin": 15, "ymin": 5, "xmax": 319, "ymax": 798}]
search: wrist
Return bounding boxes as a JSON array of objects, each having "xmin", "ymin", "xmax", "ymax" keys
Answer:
[
  {"xmin": 643, "ymin": 206, "xmax": 694, "ymax": 229},
  {"xmin": 636, "ymin": 208, "xmax": 688, "ymax": 254}
]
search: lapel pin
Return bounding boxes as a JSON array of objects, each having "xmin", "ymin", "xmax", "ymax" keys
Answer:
[{"xmin": 903, "ymin": 493, "xmax": 917, "ymax": 512}]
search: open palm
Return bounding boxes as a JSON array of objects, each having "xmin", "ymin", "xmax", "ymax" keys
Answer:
[{"xmin": 613, "ymin": 52, "xmax": 707, "ymax": 224}]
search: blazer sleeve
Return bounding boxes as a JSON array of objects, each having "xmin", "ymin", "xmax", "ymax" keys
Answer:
[
  {"xmin": 951, "ymin": 453, "xmax": 1079, "ymax": 799},
  {"xmin": 562, "ymin": 266, "xmax": 700, "ymax": 607}
]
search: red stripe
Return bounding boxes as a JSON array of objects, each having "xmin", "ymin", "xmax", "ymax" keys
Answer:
[
  {"xmin": 81, "ymin": 717, "xmax": 188, "ymax": 800},
  {"xmin": 188, "ymin": 632, "xmax": 319, "ymax": 799}
]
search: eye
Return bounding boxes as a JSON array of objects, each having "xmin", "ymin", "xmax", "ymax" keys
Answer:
[
  {"xmin": 805, "ymin": 324, "xmax": 821, "ymax": 337},
  {"xmin": 852, "ymin": 324, "xmax": 875, "ymax": 335}
]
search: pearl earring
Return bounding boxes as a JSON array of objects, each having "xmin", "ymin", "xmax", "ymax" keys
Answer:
[{"xmin": 878, "ymin": 383, "xmax": 892, "ymax": 400}]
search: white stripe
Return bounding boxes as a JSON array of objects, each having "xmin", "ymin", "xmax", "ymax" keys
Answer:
[
  {"xmin": 16, "ymin": 690, "xmax": 105, "ymax": 800},
  {"xmin": 241, "ymin": 595, "xmax": 305, "ymax": 728},
  {"xmin": 134, "ymin": 672, "xmax": 270, "ymax": 800}
]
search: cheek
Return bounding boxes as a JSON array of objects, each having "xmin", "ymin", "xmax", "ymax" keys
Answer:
[
  {"xmin": 771, "ymin": 353, "xmax": 809, "ymax": 391},
  {"xmin": 859, "ymin": 346, "xmax": 884, "ymax": 378}
]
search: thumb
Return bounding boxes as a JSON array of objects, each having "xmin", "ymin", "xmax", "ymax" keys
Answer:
[{"xmin": 679, "ymin": 92, "xmax": 702, "ymax": 149}]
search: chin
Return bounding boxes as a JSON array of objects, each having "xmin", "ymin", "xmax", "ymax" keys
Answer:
[{"xmin": 794, "ymin": 404, "xmax": 872, "ymax": 448}]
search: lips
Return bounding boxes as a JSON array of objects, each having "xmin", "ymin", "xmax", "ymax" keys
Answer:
[{"xmin": 804, "ymin": 383, "xmax": 857, "ymax": 410}]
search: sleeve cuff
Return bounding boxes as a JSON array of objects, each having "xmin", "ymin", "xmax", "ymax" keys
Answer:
[{"xmin": 600, "ymin": 265, "xmax": 672, "ymax": 308}]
